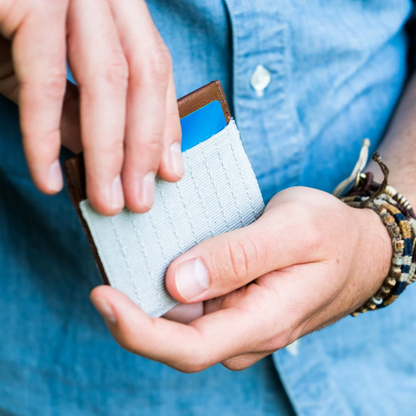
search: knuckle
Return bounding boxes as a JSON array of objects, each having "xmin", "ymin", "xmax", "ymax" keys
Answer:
[
  {"xmin": 116, "ymin": 334, "xmax": 136, "ymax": 353},
  {"xmin": 175, "ymin": 349, "xmax": 210, "ymax": 373},
  {"xmin": 143, "ymin": 135, "xmax": 164, "ymax": 153},
  {"xmin": 24, "ymin": 127, "xmax": 60, "ymax": 156},
  {"xmin": 216, "ymin": 235, "xmax": 260, "ymax": 287},
  {"xmin": 226, "ymin": 239, "xmax": 250, "ymax": 283},
  {"xmin": 41, "ymin": 128, "xmax": 60, "ymax": 148},
  {"xmin": 286, "ymin": 200, "xmax": 311, "ymax": 222},
  {"xmin": 302, "ymin": 218, "xmax": 324, "ymax": 252},
  {"xmin": 39, "ymin": 69, "xmax": 67, "ymax": 99},
  {"xmin": 177, "ymin": 362, "xmax": 201, "ymax": 374},
  {"xmin": 83, "ymin": 135, "xmax": 124, "ymax": 158},
  {"xmin": 178, "ymin": 358, "xmax": 209, "ymax": 374},
  {"xmin": 146, "ymin": 44, "xmax": 171, "ymax": 89},
  {"xmin": 222, "ymin": 358, "xmax": 249, "ymax": 372},
  {"xmin": 287, "ymin": 202, "xmax": 323, "ymax": 250},
  {"xmin": 131, "ymin": 131, "xmax": 164, "ymax": 157},
  {"xmin": 104, "ymin": 50, "xmax": 129, "ymax": 88},
  {"xmin": 127, "ymin": 138, "xmax": 163, "ymax": 165}
]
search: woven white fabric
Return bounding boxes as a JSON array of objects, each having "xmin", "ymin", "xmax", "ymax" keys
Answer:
[{"xmin": 80, "ymin": 120, "xmax": 264, "ymax": 317}]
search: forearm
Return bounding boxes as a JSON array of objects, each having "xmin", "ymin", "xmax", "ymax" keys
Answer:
[{"xmin": 368, "ymin": 72, "xmax": 416, "ymax": 205}]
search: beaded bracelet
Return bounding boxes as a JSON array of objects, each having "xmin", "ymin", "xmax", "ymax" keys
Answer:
[{"xmin": 334, "ymin": 148, "xmax": 416, "ymax": 316}]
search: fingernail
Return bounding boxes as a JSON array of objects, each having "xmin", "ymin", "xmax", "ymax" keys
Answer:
[
  {"xmin": 140, "ymin": 171, "xmax": 155, "ymax": 209},
  {"xmin": 111, "ymin": 175, "xmax": 124, "ymax": 210},
  {"xmin": 169, "ymin": 142, "xmax": 184, "ymax": 178},
  {"xmin": 92, "ymin": 297, "xmax": 117, "ymax": 324},
  {"xmin": 175, "ymin": 258, "xmax": 209, "ymax": 300},
  {"xmin": 48, "ymin": 160, "xmax": 63, "ymax": 192}
]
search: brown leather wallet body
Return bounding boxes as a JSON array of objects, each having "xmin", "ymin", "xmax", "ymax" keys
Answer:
[{"xmin": 64, "ymin": 81, "xmax": 232, "ymax": 286}]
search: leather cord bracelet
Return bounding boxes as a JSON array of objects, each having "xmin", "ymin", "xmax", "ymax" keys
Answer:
[{"xmin": 334, "ymin": 145, "xmax": 416, "ymax": 316}]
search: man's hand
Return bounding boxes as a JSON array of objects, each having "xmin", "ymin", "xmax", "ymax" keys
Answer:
[
  {"xmin": 0, "ymin": 0, "xmax": 182, "ymax": 215},
  {"xmin": 90, "ymin": 187, "xmax": 392, "ymax": 372}
]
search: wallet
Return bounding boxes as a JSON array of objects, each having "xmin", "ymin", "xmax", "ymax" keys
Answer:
[{"xmin": 64, "ymin": 81, "xmax": 264, "ymax": 317}]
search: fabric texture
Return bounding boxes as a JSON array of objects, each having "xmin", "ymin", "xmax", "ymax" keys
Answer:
[
  {"xmin": 80, "ymin": 121, "xmax": 264, "ymax": 317},
  {"xmin": 2, "ymin": 0, "xmax": 416, "ymax": 415}
]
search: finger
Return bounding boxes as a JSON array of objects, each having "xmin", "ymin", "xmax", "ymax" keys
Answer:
[
  {"xmin": 108, "ymin": 0, "xmax": 177, "ymax": 213},
  {"xmin": 0, "ymin": 35, "xmax": 82, "ymax": 153},
  {"xmin": 163, "ymin": 302, "xmax": 204, "ymax": 324},
  {"xmin": 165, "ymin": 199, "xmax": 324, "ymax": 303},
  {"xmin": 12, "ymin": 4, "xmax": 68, "ymax": 194},
  {"xmin": 90, "ymin": 285, "xmax": 267, "ymax": 372},
  {"xmin": 158, "ymin": 72, "xmax": 183, "ymax": 181},
  {"xmin": 68, "ymin": 0, "xmax": 128, "ymax": 215},
  {"xmin": 206, "ymin": 276, "xmax": 275, "ymax": 370},
  {"xmin": 222, "ymin": 352, "xmax": 271, "ymax": 371}
]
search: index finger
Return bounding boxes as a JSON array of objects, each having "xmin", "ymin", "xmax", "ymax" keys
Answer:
[{"xmin": 90, "ymin": 285, "xmax": 264, "ymax": 372}]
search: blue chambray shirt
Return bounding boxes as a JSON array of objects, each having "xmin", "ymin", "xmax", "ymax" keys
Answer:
[{"xmin": 1, "ymin": 1, "xmax": 416, "ymax": 415}]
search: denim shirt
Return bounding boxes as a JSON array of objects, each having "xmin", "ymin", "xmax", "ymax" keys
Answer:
[{"xmin": 1, "ymin": 1, "xmax": 416, "ymax": 415}]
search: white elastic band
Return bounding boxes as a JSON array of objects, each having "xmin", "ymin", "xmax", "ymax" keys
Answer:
[{"xmin": 80, "ymin": 121, "xmax": 265, "ymax": 317}]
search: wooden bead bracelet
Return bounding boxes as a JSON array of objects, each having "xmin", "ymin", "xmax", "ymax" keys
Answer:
[{"xmin": 335, "ymin": 150, "xmax": 416, "ymax": 316}]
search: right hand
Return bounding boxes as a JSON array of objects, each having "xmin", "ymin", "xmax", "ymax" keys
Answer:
[
  {"xmin": 0, "ymin": 0, "xmax": 183, "ymax": 215},
  {"xmin": 90, "ymin": 187, "xmax": 391, "ymax": 372}
]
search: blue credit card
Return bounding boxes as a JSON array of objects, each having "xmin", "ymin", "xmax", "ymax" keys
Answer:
[
  {"xmin": 180, "ymin": 100, "xmax": 228, "ymax": 152},
  {"xmin": 67, "ymin": 67, "xmax": 227, "ymax": 153}
]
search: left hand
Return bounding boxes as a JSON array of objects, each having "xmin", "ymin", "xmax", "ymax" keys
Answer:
[{"xmin": 90, "ymin": 187, "xmax": 392, "ymax": 372}]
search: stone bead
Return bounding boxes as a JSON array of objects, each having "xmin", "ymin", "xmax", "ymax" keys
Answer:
[
  {"xmin": 372, "ymin": 297, "xmax": 383, "ymax": 305},
  {"xmin": 393, "ymin": 257, "xmax": 404, "ymax": 266},
  {"xmin": 379, "ymin": 207, "xmax": 387, "ymax": 215},
  {"xmin": 392, "ymin": 226, "xmax": 401, "ymax": 236},
  {"xmin": 390, "ymin": 268, "xmax": 401, "ymax": 279},
  {"xmin": 380, "ymin": 286, "xmax": 391, "ymax": 295},
  {"xmin": 395, "ymin": 240, "xmax": 405, "ymax": 250}
]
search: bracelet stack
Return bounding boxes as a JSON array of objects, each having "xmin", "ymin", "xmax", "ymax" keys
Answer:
[{"xmin": 337, "ymin": 152, "xmax": 416, "ymax": 316}]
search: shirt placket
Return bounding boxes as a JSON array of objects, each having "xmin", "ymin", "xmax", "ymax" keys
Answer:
[
  {"xmin": 223, "ymin": 0, "xmax": 304, "ymax": 203},
  {"xmin": 222, "ymin": 2, "xmax": 352, "ymax": 415}
]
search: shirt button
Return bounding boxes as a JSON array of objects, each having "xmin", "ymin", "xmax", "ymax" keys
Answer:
[{"xmin": 250, "ymin": 65, "xmax": 271, "ymax": 97}]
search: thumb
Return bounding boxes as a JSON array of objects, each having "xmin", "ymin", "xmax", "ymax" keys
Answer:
[{"xmin": 165, "ymin": 202, "xmax": 311, "ymax": 303}]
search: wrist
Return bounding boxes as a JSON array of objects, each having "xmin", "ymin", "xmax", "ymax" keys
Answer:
[{"xmin": 351, "ymin": 206, "xmax": 392, "ymax": 303}]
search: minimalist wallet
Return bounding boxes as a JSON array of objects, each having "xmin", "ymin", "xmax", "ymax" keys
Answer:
[{"xmin": 64, "ymin": 81, "xmax": 265, "ymax": 317}]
